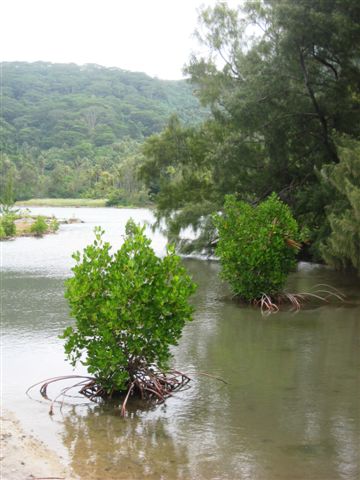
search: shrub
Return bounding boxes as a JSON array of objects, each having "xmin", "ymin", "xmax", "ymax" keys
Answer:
[
  {"xmin": 49, "ymin": 216, "xmax": 59, "ymax": 232},
  {"xmin": 30, "ymin": 216, "xmax": 48, "ymax": 236},
  {"xmin": 1, "ymin": 214, "xmax": 16, "ymax": 237},
  {"xmin": 213, "ymin": 193, "xmax": 300, "ymax": 302},
  {"xmin": 0, "ymin": 222, "xmax": 6, "ymax": 239},
  {"xmin": 62, "ymin": 220, "xmax": 197, "ymax": 396},
  {"xmin": 105, "ymin": 189, "xmax": 128, "ymax": 207}
]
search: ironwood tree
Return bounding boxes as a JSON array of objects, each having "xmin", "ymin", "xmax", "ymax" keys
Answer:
[{"xmin": 140, "ymin": 0, "xmax": 360, "ymax": 264}]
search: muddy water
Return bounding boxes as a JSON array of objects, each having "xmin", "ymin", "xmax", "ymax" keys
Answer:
[{"xmin": 2, "ymin": 207, "xmax": 360, "ymax": 479}]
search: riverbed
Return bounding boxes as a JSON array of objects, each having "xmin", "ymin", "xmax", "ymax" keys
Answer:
[{"xmin": 2, "ymin": 207, "xmax": 360, "ymax": 479}]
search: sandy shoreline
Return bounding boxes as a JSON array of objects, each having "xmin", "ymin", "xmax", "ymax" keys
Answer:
[{"xmin": 0, "ymin": 410, "xmax": 76, "ymax": 480}]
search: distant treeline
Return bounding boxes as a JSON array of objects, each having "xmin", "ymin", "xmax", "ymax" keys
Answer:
[{"xmin": 0, "ymin": 62, "xmax": 206, "ymax": 203}]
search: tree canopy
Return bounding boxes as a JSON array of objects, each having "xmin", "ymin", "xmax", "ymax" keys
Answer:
[
  {"xmin": 0, "ymin": 62, "xmax": 206, "ymax": 203},
  {"xmin": 140, "ymin": 0, "xmax": 360, "ymax": 267},
  {"xmin": 320, "ymin": 136, "xmax": 360, "ymax": 271}
]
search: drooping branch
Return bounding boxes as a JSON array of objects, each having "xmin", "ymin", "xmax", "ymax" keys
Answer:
[{"xmin": 312, "ymin": 51, "xmax": 339, "ymax": 80}]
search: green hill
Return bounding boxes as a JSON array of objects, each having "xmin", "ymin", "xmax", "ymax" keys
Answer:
[{"xmin": 0, "ymin": 62, "xmax": 206, "ymax": 203}]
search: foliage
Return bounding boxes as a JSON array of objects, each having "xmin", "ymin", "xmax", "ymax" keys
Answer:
[
  {"xmin": 62, "ymin": 220, "xmax": 197, "ymax": 394},
  {"xmin": 105, "ymin": 190, "xmax": 129, "ymax": 207},
  {"xmin": 214, "ymin": 194, "xmax": 300, "ymax": 302},
  {"xmin": 141, "ymin": 0, "xmax": 360, "ymax": 260},
  {"xmin": 320, "ymin": 136, "xmax": 360, "ymax": 273},
  {"xmin": 0, "ymin": 61, "xmax": 207, "ymax": 203},
  {"xmin": 48, "ymin": 216, "xmax": 60, "ymax": 232},
  {"xmin": 0, "ymin": 175, "xmax": 14, "ymax": 210},
  {"xmin": 0, "ymin": 173, "xmax": 18, "ymax": 215},
  {"xmin": 105, "ymin": 189, "xmax": 148, "ymax": 207},
  {"xmin": 30, "ymin": 216, "xmax": 48, "ymax": 237},
  {"xmin": 141, "ymin": 115, "xmax": 218, "ymax": 246},
  {"xmin": 0, "ymin": 213, "xmax": 16, "ymax": 237},
  {"xmin": 1, "ymin": 61, "xmax": 205, "ymax": 148},
  {"xmin": 0, "ymin": 222, "xmax": 6, "ymax": 239}
]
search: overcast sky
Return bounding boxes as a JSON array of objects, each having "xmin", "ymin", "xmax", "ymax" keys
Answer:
[{"xmin": 1, "ymin": 0, "xmax": 240, "ymax": 80}]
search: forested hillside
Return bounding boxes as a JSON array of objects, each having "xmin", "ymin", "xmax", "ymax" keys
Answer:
[{"xmin": 0, "ymin": 62, "xmax": 205, "ymax": 202}]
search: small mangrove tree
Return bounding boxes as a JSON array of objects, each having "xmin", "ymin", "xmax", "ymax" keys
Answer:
[
  {"xmin": 214, "ymin": 194, "xmax": 302, "ymax": 310},
  {"xmin": 59, "ymin": 219, "xmax": 197, "ymax": 413}
]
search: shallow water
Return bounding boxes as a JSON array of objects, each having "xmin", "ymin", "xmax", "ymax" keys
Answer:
[{"xmin": 2, "ymin": 207, "xmax": 360, "ymax": 479}]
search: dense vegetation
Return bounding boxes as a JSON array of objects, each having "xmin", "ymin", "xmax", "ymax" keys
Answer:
[
  {"xmin": 62, "ymin": 221, "xmax": 196, "ymax": 405},
  {"xmin": 0, "ymin": 62, "xmax": 206, "ymax": 204},
  {"xmin": 320, "ymin": 136, "xmax": 360, "ymax": 272},
  {"xmin": 1, "ymin": 1, "xmax": 359, "ymax": 276},
  {"xmin": 214, "ymin": 194, "xmax": 301, "ymax": 302},
  {"xmin": 140, "ymin": 0, "xmax": 360, "ymax": 272}
]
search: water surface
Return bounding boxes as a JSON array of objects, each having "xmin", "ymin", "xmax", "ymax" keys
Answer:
[{"xmin": 2, "ymin": 207, "xmax": 360, "ymax": 479}]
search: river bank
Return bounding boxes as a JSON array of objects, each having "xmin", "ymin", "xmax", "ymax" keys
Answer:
[
  {"xmin": 16, "ymin": 198, "xmax": 108, "ymax": 208},
  {"xmin": 15, "ymin": 198, "xmax": 153, "ymax": 209},
  {"xmin": 0, "ymin": 410, "xmax": 76, "ymax": 480}
]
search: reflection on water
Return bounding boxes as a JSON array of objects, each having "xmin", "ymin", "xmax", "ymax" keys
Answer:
[
  {"xmin": 2, "ymin": 207, "xmax": 360, "ymax": 479},
  {"xmin": 62, "ymin": 405, "xmax": 191, "ymax": 479}
]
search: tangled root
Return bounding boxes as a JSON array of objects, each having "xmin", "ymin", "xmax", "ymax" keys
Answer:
[
  {"xmin": 254, "ymin": 284, "xmax": 345, "ymax": 315},
  {"xmin": 26, "ymin": 368, "xmax": 191, "ymax": 417},
  {"xmin": 118, "ymin": 368, "xmax": 191, "ymax": 416}
]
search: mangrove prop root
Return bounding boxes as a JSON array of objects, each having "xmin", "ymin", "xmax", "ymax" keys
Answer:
[
  {"xmin": 26, "ymin": 369, "xmax": 192, "ymax": 417},
  {"xmin": 119, "ymin": 368, "xmax": 191, "ymax": 416},
  {"xmin": 253, "ymin": 284, "xmax": 345, "ymax": 315}
]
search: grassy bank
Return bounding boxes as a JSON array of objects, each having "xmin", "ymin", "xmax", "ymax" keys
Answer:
[{"xmin": 16, "ymin": 198, "xmax": 107, "ymax": 207}]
